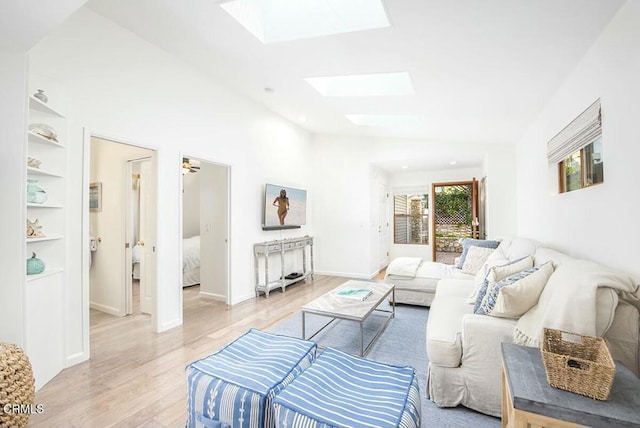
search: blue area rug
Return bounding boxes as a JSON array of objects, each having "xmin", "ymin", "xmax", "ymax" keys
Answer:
[{"xmin": 268, "ymin": 303, "xmax": 500, "ymax": 428}]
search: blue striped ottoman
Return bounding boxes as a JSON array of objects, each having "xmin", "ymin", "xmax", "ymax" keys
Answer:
[
  {"xmin": 186, "ymin": 329, "xmax": 317, "ymax": 428},
  {"xmin": 273, "ymin": 347, "xmax": 421, "ymax": 428}
]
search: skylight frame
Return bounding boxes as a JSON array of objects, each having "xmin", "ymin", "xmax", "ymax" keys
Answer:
[
  {"xmin": 220, "ymin": 0, "xmax": 391, "ymax": 44},
  {"xmin": 345, "ymin": 114, "xmax": 424, "ymax": 128},
  {"xmin": 305, "ymin": 72, "xmax": 414, "ymax": 97}
]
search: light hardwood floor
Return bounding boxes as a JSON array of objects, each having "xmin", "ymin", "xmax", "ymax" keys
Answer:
[{"xmin": 29, "ymin": 275, "xmax": 345, "ymax": 427}]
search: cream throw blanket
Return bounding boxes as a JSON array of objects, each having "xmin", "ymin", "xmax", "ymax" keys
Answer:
[
  {"xmin": 514, "ymin": 259, "xmax": 640, "ymax": 346},
  {"xmin": 385, "ymin": 257, "xmax": 422, "ymax": 277}
]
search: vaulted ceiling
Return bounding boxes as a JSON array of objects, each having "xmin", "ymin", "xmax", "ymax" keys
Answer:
[{"xmin": 85, "ymin": 0, "xmax": 625, "ymax": 145}]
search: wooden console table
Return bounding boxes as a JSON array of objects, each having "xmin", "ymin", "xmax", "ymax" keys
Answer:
[
  {"xmin": 253, "ymin": 236, "xmax": 314, "ymax": 298},
  {"xmin": 501, "ymin": 342, "xmax": 640, "ymax": 428}
]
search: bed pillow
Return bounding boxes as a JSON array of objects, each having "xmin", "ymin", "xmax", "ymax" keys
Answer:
[
  {"xmin": 476, "ymin": 261, "xmax": 554, "ymax": 318},
  {"xmin": 461, "ymin": 246, "xmax": 495, "ymax": 275},
  {"xmin": 456, "ymin": 238, "xmax": 500, "ymax": 269},
  {"xmin": 467, "ymin": 256, "xmax": 533, "ymax": 305}
]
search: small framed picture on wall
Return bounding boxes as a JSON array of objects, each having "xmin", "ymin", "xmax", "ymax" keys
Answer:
[{"xmin": 89, "ymin": 182, "xmax": 102, "ymax": 212}]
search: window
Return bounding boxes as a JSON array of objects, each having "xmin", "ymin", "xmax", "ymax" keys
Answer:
[
  {"xmin": 394, "ymin": 194, "xmax": 428, "ymax": 244},
  {"xmin": 547, "ymin": 99, "xmax": 603, "ymax": 194},
  {"xmin": 559, "ymin": 137, "xmax": 603, "ymax": 193}
]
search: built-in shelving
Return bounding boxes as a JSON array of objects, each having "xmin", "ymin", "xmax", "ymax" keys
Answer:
[
  {"xmin": 23, "ymin": 81, "xmax": 69, "ymax": 390},
  {"xmin": 29, "ymin": 96, "xmax": 65, "ymax": 118},
  {"xmin": 27, "ymin": 167, "xmax": 64, "ymax": 178},
  {"xmin": 25, "ymin": 267, "xmax": 65, "ymax": 282},
  {"xmin": 26, "ymin": 235, "xmax": 64, "ymax": 243}
]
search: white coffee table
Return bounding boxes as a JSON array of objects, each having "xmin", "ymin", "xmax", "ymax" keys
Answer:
[{"xmin": 301, "ymin": 280, "xmax": 395, "ymax": 356}]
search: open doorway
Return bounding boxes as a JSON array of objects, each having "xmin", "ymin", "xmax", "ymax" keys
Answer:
[
  {"xmin": 180, "ymin": 155, "xmax": 230, "ymax": 316},
  {"xmin": 87, "ymin": 136, "xmax": 157, "ymax": 321},
  {"xmin": 431, "ymin": 179, "xmax": 479, "ymax": 264}
]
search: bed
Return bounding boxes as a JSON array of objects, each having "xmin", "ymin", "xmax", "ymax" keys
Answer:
[
  {"xmin": 132, "ymin": 235, "xmax": 201, "ymax": 287},
  {"xmin": 182, "ymin": 235, "xmax": 201, "ymax": 287},
  {"xmin": 384, "ymin": 257, "xmax": 473, "ymax": 306}
]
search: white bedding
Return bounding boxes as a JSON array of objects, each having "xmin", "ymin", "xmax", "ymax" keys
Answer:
[
  {"xmin": 182, "ymin": 236, "xmax": 201, "ymax": 287},
  {"xmin": 132, "ymin": 236, "xmax": 201, "ymax": 286}
]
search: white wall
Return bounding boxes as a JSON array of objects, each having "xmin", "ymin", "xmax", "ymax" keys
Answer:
[
  {"xmin": 312, "ymin": 134, "xmax": 516, "ymax": 278},
  {"xmin": 26, "ymin": 7, "xmax": 314, "ymax": 366},
  {"xmin": 0, "ymin": 51, "xmax": 28, "ymax": 346},
  {"xmin": 516, "ymin": 1, "xmax": 640, "ymax": 281},
  {"xmin": 89, "ymin": 137, "xmax": 152, "ymax": 316},
  {"xmin": 182, "ymin": 171, "xmax": 200, "ymax": 238},
  {"xmin": 483, "ymin": 144, "xmax": 517, "ymax": 240},
  {"xmin": 389, "ymin": 167, "xmax": 483, "ymax": 261}
]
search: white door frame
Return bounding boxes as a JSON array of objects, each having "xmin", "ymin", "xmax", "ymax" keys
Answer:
[
  {"xmin": 178, "ymin": 153, "xmax": 231, "ymax": 316},
  {"xmin": 81, "ymin": 129, "xmax": 159, "ymax": 360}
]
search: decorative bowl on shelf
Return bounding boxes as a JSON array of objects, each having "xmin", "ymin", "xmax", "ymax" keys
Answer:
[
  {"xmin": 28, "ymin": 123, "xmax": 58, "ymax": 142},
  {"xmin": 26, "ymin": 179, "xmax": 48, "ymax": 204}
]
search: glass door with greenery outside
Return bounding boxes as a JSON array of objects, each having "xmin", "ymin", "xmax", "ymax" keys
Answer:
[{"xmin": 431, "ymin": 180, "xmax": 479, "ymax": 264}]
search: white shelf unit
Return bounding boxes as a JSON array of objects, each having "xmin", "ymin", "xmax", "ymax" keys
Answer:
[
  {"xmin": 24, "ymin": 88, "xmax": 67, "ymax": 389},
  {"xmin": 26, "ymin": 96, "xmax": 66, "ymax": 276}
]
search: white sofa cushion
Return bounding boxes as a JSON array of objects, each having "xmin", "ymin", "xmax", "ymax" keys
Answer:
[
  {"xmin": 534, "ymin": 247, "xmax": 574, "ymax": 267},
  {"xmin": 427, "ymin": 279, "xmax": 475, "ymax": 367}
]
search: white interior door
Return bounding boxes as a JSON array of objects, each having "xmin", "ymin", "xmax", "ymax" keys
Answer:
[
  {"xmin": 138, "ymin": 158, "xmax": 156, "ymax": 315},
  {"xmin": 378, "ymin": 184, "xmax": 390, "ymax": 269}
]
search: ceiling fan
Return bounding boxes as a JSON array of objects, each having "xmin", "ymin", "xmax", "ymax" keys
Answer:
[{"xmin": 182, "ymin": 157, "xmax": 200, "ymax": 174}]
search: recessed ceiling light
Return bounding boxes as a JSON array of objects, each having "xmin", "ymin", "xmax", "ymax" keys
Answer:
[
  {"xmin": 450, "ymin": 161, "xmax": 457, "ymax": 165},
  {"xmin": 220, "ymin": 0, "xmax": 390, "ymax": 44},
  {"xmin": 401, "ymin": 165, "xmax": 409, "ymax": 169},
  {"xmin": 345, "ymin": 114, "xmax": 424, "ymax": 128},
  {"xmin": 305, "ymin": 72, "xmax": 414, "ymax": 97}
]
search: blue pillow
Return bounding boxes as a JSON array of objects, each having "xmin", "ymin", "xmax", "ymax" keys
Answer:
[{"xmin": 456, "ymin": 238, "xmax": 500, "ymax": 269}]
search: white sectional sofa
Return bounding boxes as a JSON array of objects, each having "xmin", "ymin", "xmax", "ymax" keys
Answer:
[{"xmin": 424, "ymin": 237, "xmax": 640, "ymax": 417}]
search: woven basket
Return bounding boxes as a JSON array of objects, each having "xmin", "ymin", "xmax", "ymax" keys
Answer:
[
  {"xmin": 0, "ymin": 343, "xmax": 36, "ymax": 427},
  {"xmin": 541, "ymin": 328, "xmax": 615, "ymax": 401}
]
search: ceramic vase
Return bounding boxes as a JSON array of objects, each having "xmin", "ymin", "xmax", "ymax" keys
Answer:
[
  {"xmin": 26, "ymin": 252, "xmax": 45, "ymax": 275},
  {"xmin": 26, "ymin": 179, "xmax": 47, "ymax": 204}
]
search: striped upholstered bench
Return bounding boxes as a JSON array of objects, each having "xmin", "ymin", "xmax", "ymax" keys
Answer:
[
  {"xmin": 186, "ymin": 329, "xmax": 317, "ymax": 428},
  {"xmin": 273, "ymin": 347, "xmax": 421, "ymax": 428}
]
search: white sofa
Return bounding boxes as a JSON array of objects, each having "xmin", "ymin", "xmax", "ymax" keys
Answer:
[{"xmin": 425, "ymin": 237, "xmax": 640, "ymax": 417}]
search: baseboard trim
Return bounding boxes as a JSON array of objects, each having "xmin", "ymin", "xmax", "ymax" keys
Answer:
[
  {"xmin": 199, "ymin": 291, "xmax": 226, "ymax": 302},
  {"xmin": 89, "ymin": 301, "xmax": 121, "ymax": 317},
  {"xmin": 313, "ymin": 270, "xmax": 374, "ymax": 280},
  {"xmin": 231, "ymin": 292, "xmax": 256, "ymax": 305},
  {"xmin": 159, "ymin": 318, "xmax": 182, "ymax": 332},
  {"xmin": 66, "ymin": 351, "xmax": 89, "ymax": 367}
]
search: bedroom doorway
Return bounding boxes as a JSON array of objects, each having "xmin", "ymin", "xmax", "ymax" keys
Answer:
[
  {"xmin": 431, "ymin": 180, "xmax": 479, "ymax": 264},
  {"xmin": 181, "ymin": 155, "xmax": 230, "ymax": 311}
]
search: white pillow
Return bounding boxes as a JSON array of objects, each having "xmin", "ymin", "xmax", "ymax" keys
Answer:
[
  {"xmin": 487, "ymin": 256, "xmax": 534, "ymax": 284},
  {"xmin": 466, "ymin": 255, "xmax": 533, "ymax": 304},
  {"xmin": 478, "ymin": 262, "xmax": 554, "ymax": 318},
  {"xmin": 461, "ymin": 246, "xmax": 496, "ymax": 275}
]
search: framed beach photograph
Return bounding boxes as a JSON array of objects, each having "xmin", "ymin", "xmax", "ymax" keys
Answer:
[{"xmin": 89, "ymin": 182, "xmax": 102, "ymax": 212}]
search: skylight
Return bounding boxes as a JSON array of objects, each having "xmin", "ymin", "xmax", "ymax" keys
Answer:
[
  {"xmin": 220, "ymin": 0, "xmax": 390, "ymax": 43},
  {"xmin": 305, "ymin": 72, "xmax": 414, "ymax": 97},
  {"xmin": 346, "ymin": 114, "xmax": 424, "ymax": 128}
]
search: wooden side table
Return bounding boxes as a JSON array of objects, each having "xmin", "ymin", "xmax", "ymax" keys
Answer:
[{"xmin": 501, "ymin": 342, "xmax": 640, "ymax": 428}]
